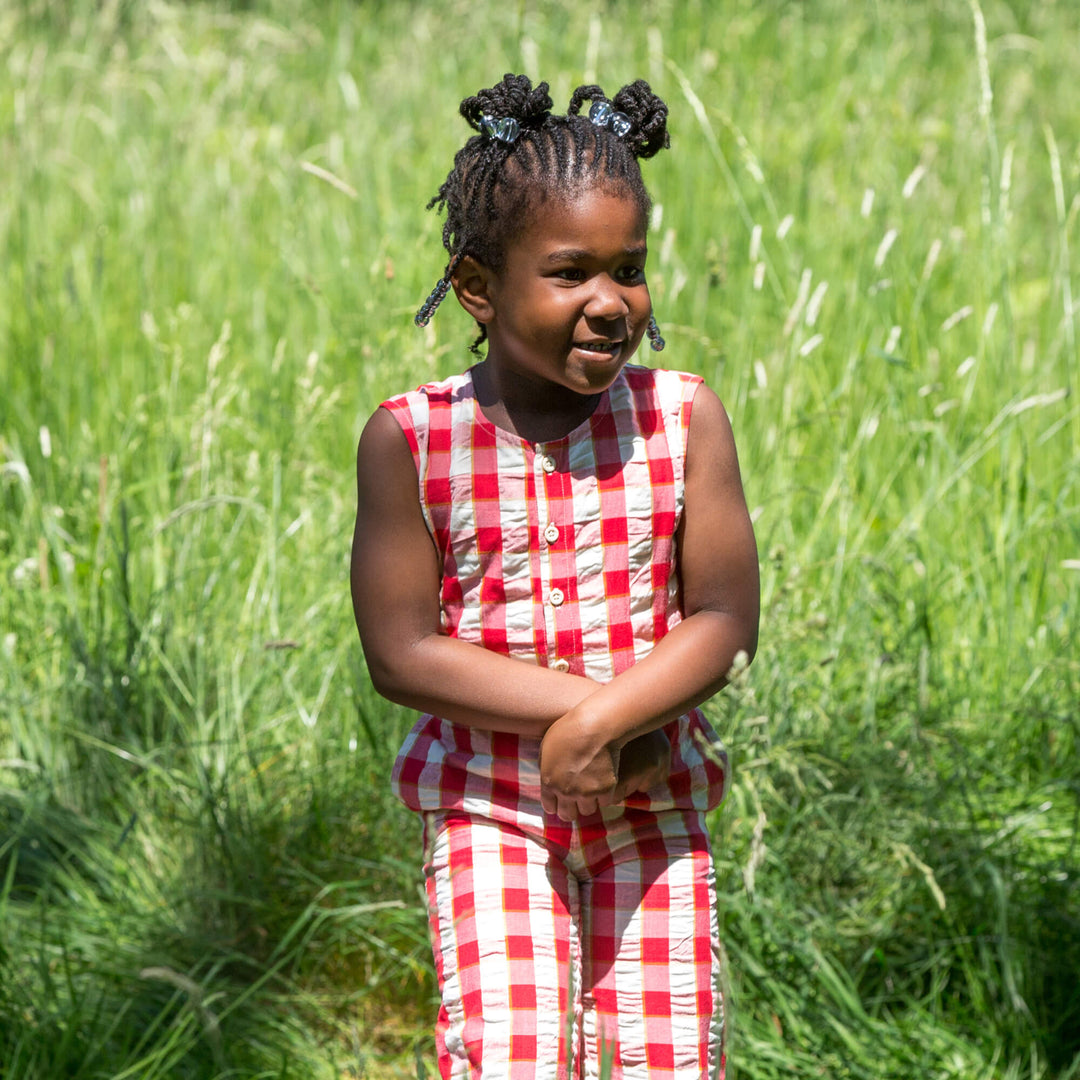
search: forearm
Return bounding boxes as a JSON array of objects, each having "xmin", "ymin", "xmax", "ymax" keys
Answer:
[
  {"xmin": 563, "ymin": 609, "xmax": 755, "ymax": 747},
  {"xmin": 535, "ymin": 610, "xmax": 753, "ymax": 820},
  {"xmin": 365, "ymin": 633, "xmax": 600, "ymax": 737}
]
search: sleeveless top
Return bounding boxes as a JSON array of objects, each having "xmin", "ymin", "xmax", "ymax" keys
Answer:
[{"xmin": 381, "ymin": 364, "xmax": 728, "ymax": 821}]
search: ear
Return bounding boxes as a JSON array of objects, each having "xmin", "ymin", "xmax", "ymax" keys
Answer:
[{"xmin": 451, "ymin": 256, "xmax": 496, "ymax": 324}]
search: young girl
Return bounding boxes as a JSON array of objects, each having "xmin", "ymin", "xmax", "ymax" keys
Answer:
[{"xmin": 352, "ymin": 74, "xmax": 759, "ymax": 1080}]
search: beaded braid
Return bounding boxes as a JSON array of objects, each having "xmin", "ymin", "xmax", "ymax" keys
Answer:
[{"xmin": 414, "ymin": 73, "xmax": 671, "ymax": 352}]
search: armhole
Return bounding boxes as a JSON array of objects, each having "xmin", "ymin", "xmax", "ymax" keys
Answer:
[
  {"xmin": 379, "ymin": 397, "xmax": 423, "ymax": 470},
  {"xmin": 379, "ymin": 393, "xmax": 434, "ymax": 537},
  {"xmin": 657, "ymin": 369, "xmax": 703, "ymax": 486},
  {"xmin": 656, "ymin": 370, "xmax": 701, "ymax": 623},
  {"xmin": 679, "ymin": 373, "xmax": 704, "ymax": 463}
]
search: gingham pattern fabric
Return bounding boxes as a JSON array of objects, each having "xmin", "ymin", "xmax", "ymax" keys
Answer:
[
  {"xmin": 380, "ymin": 365, "xmax": 729, "ymax": 1078},
  {"xmin": 424, "ymin": 806, "xmax": 725, "ymax": 1080},
  {"xmin": 384, "ymin": 365, "xmax": 728, "ymax": 820}
]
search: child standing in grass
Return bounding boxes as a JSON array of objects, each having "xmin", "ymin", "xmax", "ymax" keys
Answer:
[{"xmin": 351, "ymin": 73, "xmax": 759, "ymax": 1080}]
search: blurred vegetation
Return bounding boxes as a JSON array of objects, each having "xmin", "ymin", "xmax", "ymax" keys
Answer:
[{"xmin": 1, "ymin": 0, "xmax": 1078, "ymax": 1075}]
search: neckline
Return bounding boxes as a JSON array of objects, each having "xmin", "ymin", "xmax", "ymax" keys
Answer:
[{"xmin": 463, "ymin": 364, "xmax": 620, "ymax": 448}]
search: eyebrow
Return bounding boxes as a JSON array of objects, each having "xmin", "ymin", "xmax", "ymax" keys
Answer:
[{"xmin": 544, "ymin": 245, "xmax": 648, "ymax": 263}]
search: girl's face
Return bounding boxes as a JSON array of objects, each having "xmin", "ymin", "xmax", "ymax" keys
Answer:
[{"xmin": 480, "ymin": 187, "xmax": 651, "ymax": 402}]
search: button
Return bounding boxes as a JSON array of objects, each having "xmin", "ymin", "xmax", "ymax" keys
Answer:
[
  {"xmin": 544, "ymin": 522, "xmax": 559, "ymax": 544},
  {"xmin": 541, "ymin": 454, "xmax": 557, "ymax": 474},
  {"xmin": 549, "ymin": 587, "xmax": 565, "ymax": 607},
  {"xmin": 551, "ymin": 659, "xmax": 570, "ymax": 673}
]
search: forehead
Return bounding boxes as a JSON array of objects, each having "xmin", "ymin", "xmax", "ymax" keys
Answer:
[{"xmin": 510, "ymin": 188, "xmax": 648, "ymax": 261}]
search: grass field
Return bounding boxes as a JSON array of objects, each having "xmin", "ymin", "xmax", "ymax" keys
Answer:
[{"xmin": 2, "ymin": 0, "xmax": 1078, "ymax": 1076}]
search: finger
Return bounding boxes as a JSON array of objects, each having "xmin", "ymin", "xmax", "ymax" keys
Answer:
[
  {"xmin": 641, "ymin": 762, "xmax": 662, "ymax": 786},
  {"xmin": 541, "ymin": 787, "xmax": 558, "ymax": 816},
  {"xmin": 606, "ymin": 781, "xmax": 630, "ymax": 805},
  {"xmin": 637, "ymin": 769, "xmax": 661, "ymax": 794}
]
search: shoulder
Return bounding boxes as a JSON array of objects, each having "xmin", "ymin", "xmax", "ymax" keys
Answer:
[
  {"xmin": 357, "ymin": 404, "xmax": 417, "ymax": 476},
  {"xmin": 615, "ymin": 366, "xmax": 709, "ymax": 456},
  {"xmin": 683, "ymin": 383, "xmax": 743, "ymax": 489},
  {"xmin": 621, "ymin": 365, "xmax": 729, "ymax": 423},
  {"xmin": 618, "ymin": 365, "xmax": 704, "ymax": 419},
  {"xmin": 375, "ymin": 369, "xmax": 476, "ymax": 455},
  {"xmin": 620, "ymin": 364, "xmax": 702, "ymax": 396},
  {"xmin": 380, "ymin": 369, "xmax": 475, "ymax": 416},
  {"xmin": 618, "ymin": 367, "xmax": 740, "ymax": 474}
]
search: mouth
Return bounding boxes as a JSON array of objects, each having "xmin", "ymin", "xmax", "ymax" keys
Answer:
[{"xmin": 573, "ymin": 339, "xmax": 624, "ymax": 357}]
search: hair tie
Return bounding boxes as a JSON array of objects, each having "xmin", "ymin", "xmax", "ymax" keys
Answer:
[
  {"xmin": 480, "ymin": 114, "xmax": 520, "ymax": 144},
  {"xmin": 588, "ymin": 100, "xmax": 632, "ymax": 138}
]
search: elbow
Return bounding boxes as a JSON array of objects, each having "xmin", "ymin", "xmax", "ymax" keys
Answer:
[
  {"xmin": 694, "ymin": 606, "xmax": 758, "ymax": 672},
  {"xmin": 731, "ymin": 634, "xmax": 757, "ymax": 680},
  {"xmin": 697, "ymin": 609, "xmax": 758, "ymax": 684},
  {"xmin": 714, "ymin": 626, "xmax": 756, "ymax": 689},
  {"xmin": 356, "ymin": 629, "xmax": 407, "ymax": 702},
  {"xmin": 365, "ymin": 663, "xmax": 396, "ymax": 703},
  {"xmin": 739, "ymin": 622, "xmax": 759, "ymax": 669},
  {"xmin": 732, "ymin": 612, "xmax": 759, "ymax": 677},
  {"xmin": 361, "ymin": 635, "xmax": 434, "ymax": 709},
  {"xmin": 364, "ymin": 651, "xmax": 412, "ymax": 705}
]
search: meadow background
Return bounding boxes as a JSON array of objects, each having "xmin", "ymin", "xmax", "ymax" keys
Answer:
[{"xmin": 2, "ymin": 0, "xmax": 1078, "ymax": 1076}]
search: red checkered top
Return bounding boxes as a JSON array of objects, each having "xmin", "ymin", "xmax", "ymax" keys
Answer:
[{"xmin": 382, "ymin": 365, "xmax": 727, "ymax": 818}]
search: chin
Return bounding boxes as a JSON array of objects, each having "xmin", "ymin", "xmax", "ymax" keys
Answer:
[
  {"xmin": 570, "ymin": 363, "xmax": 628, "ymax": 395},
  {"xmin": 569, "ymin": 344, "xmax": 632, "ymax": 371}
]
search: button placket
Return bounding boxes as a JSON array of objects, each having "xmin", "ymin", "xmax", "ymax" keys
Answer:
[{"xmin": 536, "ymin": 444, "xmax": 567, "ymax": 669}]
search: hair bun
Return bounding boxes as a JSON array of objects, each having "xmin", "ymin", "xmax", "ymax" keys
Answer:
[
  {"xmin": 610, "ymin": 80, "xmax": 669, "ymax": 159},
  {"xmin": 460, "ymin": 74, "xmax": 554, "ymax": 133},
  {"xmin": 568, "ymin": 80, "xmax": 670, "ymax": 159}
]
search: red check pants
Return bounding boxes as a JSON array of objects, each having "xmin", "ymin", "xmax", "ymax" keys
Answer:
[{"xmin": 423, "ymin": 805, "xmax": 725, "ymax": 1079}]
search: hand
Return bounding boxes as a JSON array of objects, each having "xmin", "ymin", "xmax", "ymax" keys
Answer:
[
  {"xmin": 610, "ymin": 728, "xmax": 671, "ymax": 803},
  {"xmin": 538, "ymin": 711, "xmax": 621, "ymax": 821}
]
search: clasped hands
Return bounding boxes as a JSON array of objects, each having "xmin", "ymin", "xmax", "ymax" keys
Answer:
[{"xmin": 538, "ymin": 709, "xmax": 671, "ymax": 821}]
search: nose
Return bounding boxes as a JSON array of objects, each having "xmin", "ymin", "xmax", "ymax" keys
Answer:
[{"xmin": 584, "ymin": 274, "xmax": 630, "ymax": 320}]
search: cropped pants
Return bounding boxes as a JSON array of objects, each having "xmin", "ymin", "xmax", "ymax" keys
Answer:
[{"xmin": 422, "ymin": 805, "xmax": 725, "ymax": 1080}]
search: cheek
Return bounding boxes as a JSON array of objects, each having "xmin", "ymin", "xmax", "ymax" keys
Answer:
[{"xmin": 537, "ymin": 295, "xmax": 580, "ymax": 327}]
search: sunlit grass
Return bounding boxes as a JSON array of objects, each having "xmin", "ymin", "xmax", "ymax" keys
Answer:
[{"xmin": 1, "ymin": 0, "xmax": 1078, "ymax": 1076}]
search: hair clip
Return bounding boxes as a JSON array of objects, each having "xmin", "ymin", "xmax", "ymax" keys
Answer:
[
  {"xmin": 588, "ymin": 100, "xmax": 632, "ymax": 139},
  {"xmin": 480, "ymin": 114, "xmax": 521, "ymax": 144}
]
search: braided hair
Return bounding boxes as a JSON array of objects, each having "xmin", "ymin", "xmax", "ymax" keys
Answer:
[{"xmin": 414, "ymin": 73, "xmax": 671, "ymax": 352}]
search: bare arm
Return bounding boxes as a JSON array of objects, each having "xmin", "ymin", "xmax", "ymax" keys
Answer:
[
  {"xmin": 351, "ymin": 406, "xmax": 600, "ymax": 736},
  {"xmin": 538, "ymin": 385, "xmax": 760, "ymax": 818}
]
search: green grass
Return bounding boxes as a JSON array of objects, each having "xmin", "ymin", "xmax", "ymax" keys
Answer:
[{"xmin": 1, "ymin": 0, "xmax": 1078, "ymax": 1075}]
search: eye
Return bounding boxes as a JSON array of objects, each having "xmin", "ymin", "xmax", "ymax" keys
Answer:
[
  {"xmin": 554, "ymin": 267, "xmax": 587, "ymax": 281},
  {"xmin": 617, "ymin": 264, "xmax": 646, "ymax": 284}
]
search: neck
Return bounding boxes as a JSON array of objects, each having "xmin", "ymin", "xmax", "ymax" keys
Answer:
[{"xmin": 472, "ymin": 361, "xmax": 602, "ymax": 443}]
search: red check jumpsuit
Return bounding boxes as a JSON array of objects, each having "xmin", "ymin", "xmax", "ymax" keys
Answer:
[{"xmin": 382, "ymin": 364, "xmax": 728, "ymax": 1079}]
